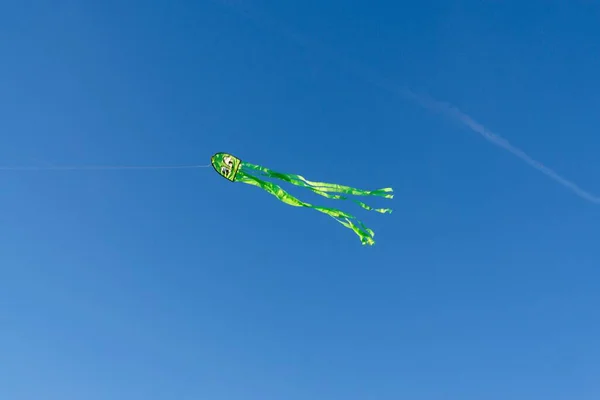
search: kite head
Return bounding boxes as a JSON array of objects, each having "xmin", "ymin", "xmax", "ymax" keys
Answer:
[{"xmin": 211, "ymin": 152, "xmax": 241, "ymax": 182}]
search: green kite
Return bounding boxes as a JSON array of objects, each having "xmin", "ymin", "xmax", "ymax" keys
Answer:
[{"xmin": 211, "ymin": 152, "xmax": 393, "ymax": 245}]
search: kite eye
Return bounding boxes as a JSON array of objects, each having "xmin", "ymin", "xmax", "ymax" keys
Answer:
[
  {"xmin": 221, "ymin": 166, "xmax": 230, "ymax": 176},
  {"xmin": 223, "ymin": 156, "xmax": 234, "ymax": 167}
]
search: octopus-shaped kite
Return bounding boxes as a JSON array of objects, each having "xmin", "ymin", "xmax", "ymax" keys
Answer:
[{"xmin": 211, "ymin": 152, "xmax": 393, "ymax": 245}]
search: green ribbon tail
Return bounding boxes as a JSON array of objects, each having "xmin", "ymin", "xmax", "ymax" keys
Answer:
[
  {"xmin": 235, "ymin": 170, "xmax": 376, "ymax": 245},
  {"xmin": 241, "ymin": 162, "xmax": 393, "ymax": 213}
]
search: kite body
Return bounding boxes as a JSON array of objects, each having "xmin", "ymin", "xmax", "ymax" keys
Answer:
[{"xmin": 211, "ymin": 152, "xmax": 393, "ymax": 245}]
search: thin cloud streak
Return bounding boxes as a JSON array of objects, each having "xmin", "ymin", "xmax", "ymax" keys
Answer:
[{"xmin": 404, "ymin": 92, "xmax": 600, "ymax": 204}]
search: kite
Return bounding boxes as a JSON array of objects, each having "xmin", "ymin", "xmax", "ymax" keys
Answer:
[{"xmin": 211, "ymin": 152, "xmax": 393, "ymax": 245}]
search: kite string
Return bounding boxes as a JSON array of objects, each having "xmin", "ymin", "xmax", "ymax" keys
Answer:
[{"xmin": 0, "ymin": 164, "xmax": 211, "ymax": 171}]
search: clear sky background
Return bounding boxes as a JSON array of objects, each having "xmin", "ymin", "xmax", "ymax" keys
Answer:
[{"xmin": 1, "ymin": 1, "xmax": 599, "ymax": 399}]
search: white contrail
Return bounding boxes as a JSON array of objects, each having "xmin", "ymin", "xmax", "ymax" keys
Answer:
[{"xmin": 403, "ymin": 91, "xmax": 600, "ymax": 204}]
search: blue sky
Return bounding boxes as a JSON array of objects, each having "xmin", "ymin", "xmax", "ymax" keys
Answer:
[{"xmin": 1, "ymin": 1, "xmax": 599, "ymax": 399}]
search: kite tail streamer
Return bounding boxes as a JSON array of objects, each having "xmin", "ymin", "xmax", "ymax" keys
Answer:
[
  {"xmin": 236, "ymin": 170, "xmax": 376, "ymax": 245},
  {"xmin": 241, "ymin": 162, "xmax": 393, "ymax": 213}
]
